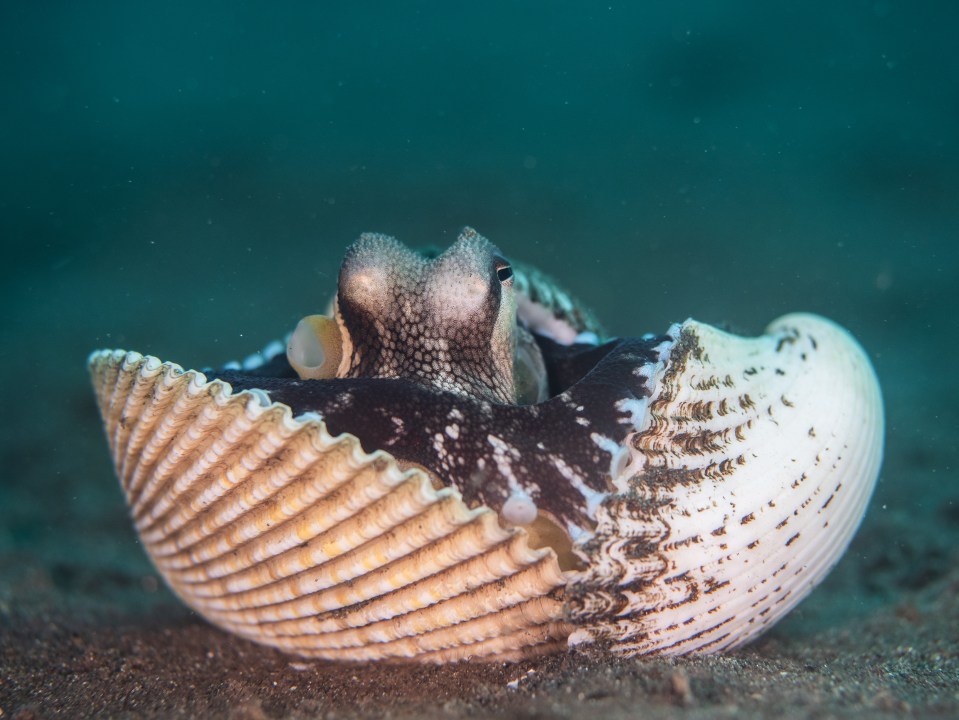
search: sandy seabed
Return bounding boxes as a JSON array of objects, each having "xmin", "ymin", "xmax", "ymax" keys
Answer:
[
  {"xmin": 1, "ymin": 564, "xmax": 957, "ymax": 719},
  {"xmin": 3, "ymin": 3, "xmax": 959, "ymax": 718}
]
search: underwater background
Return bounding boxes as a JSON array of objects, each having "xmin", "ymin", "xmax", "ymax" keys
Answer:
[{"xmin": 2, "ymin": 2, "xmax": 957, "ymax": 717}]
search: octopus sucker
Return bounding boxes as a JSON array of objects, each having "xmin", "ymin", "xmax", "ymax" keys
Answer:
[{"xmin": 90, "ymin": 227, "xmax": 883, "ymax": 662}]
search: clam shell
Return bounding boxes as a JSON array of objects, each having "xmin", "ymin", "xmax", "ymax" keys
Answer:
[
  {"xmin": 89, "ymin": 351, "xmax": 570, "ymax": 662},
  {"xmin": 90, "ymin": 312, "xmax": 882, "ymax": 661},
  {"xmin": 567, "ymin": 313, "xmax": 884, "ymax": 654}
]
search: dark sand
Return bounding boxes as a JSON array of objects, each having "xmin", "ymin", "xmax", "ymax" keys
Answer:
[
  {"xmin": 2, "ymin": 2, "xmax": 958, "ymax": 718},
  {"xmin": 2, "ymin": 562, "xmax": 958, "ymax": 718}
]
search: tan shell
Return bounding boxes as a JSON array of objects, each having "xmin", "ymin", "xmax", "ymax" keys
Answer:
[{"xmin": 90, "ymin": 312, "xmax": 882, "ymax": 661}]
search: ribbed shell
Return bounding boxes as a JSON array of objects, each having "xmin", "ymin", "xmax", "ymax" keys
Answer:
[
  {"xmin": 566, "ymin": 313, "xmax": 884, "ymax": 655},
  {"xmin": 89, "ymin": 350, "xmax": 571, "ymax": 662}
]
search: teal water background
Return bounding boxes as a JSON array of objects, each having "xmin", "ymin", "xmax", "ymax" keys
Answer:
[{"xmin": 1, "ymin": 2, "xmax": 957, "ymax": 639}]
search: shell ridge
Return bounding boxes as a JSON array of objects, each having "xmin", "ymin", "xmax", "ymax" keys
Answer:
[
  {"xmin": 90, "ymin": 352, "xmax": 202, "ymax": 509},
  {"xmin": 109, "ymin": 353, "xmax": 167, "ymax": 476},
  {"xmin": 142, "ymin": 423, "xmax": 377, "ymax": 555},
  {"xmin": 234, "ymin": 548, "xmax": 561, "ymax": 641},
  {"xmin": 125, "ymin": 373, "xmax": 242, "ymax": 516},
  {"xmin": 148, "ymin": 428, "xmax": 369, "ymax": 564},
  {"xmin": 118, "ymin": 366, "xmax": 200, "ymax": 500},
  {"xmin": 169, "ymin": 469, "xmax": 453, "ymax": 594},
  {"xmin": 193, "ymin": 511, "xmax": 528, "ymax": 625},
  {"xmin": 137, "ymin": 402, "xmax": 279, "ymax": 530},
  {"xmin": 214, "ymin": 552, "xmax": 567, "ymax": 659}
]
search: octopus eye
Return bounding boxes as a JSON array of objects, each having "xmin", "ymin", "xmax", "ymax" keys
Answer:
[{"xmin": 494, "ymin": 257, "xmax": 513, "ymax": 284}]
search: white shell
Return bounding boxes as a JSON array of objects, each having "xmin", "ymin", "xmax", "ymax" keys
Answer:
[
  {"xmin": 567, "ymin": 313, "xmax": 884, "ymax": 654},
  {"xmin": 90, "ymin": 312, "xmax": 882, "ymax": 661}
]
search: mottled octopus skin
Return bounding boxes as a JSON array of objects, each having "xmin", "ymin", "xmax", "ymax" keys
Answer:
[
  {"xmin": 89, "ymin": 227, "xmax": 884, "ymax": 662},
  {"xmin": 213, "ymin": 336, "xmax": 658, "ymax": 536},
  {"xmin": 336, "ymin": 230, "xmax": 520, "ymax": 404}
]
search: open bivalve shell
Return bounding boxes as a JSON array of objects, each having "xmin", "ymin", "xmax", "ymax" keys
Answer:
[
  {"xmin": 90, "ymin": 230, "xmax": 883, "ymax": 662},
  {"xmin": 90, "ymin": 348, "xmax": 571, "ymax": 662}
]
